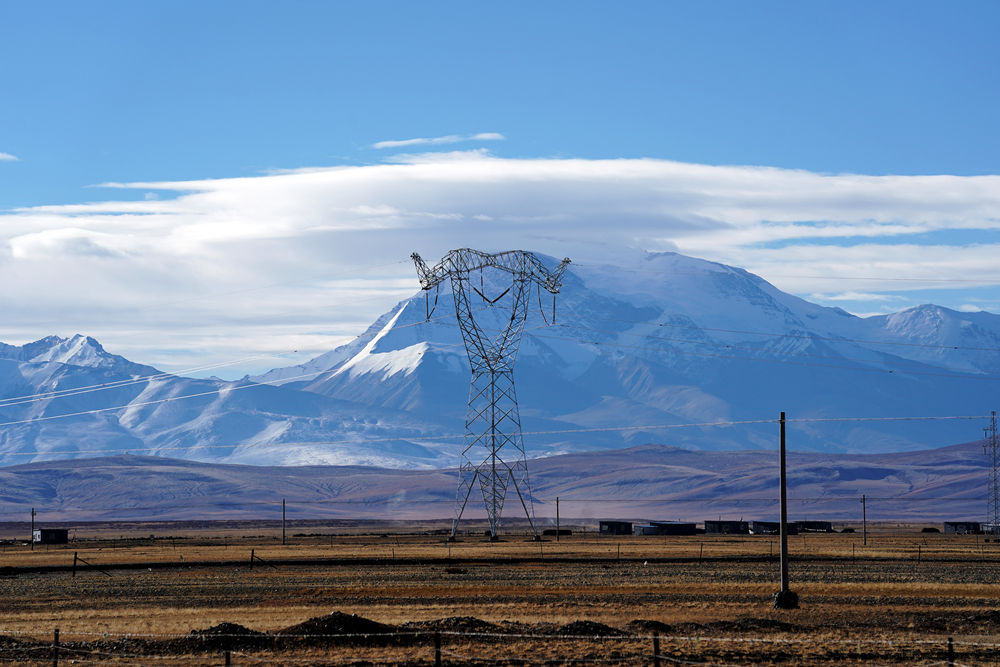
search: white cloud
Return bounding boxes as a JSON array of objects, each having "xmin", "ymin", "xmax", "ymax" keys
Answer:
[
  {"xmin": 2, "ymin": 154, "xmax": 999, "ymax": 377},
  {"xmin": 372, "ymin": 132, "xmax": 505, "ymax": 150},
  {"xmin": 0, "ymin": 152, "xmax": 19, "ymax": 161},
  {"xmin": 809, "ymin": 291, "xmax": 902, "ymax": 302}
]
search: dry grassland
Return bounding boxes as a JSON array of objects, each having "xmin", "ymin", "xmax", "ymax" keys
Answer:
[{"xmin": 2, "ymin": 527, "xmax": 1000, "ymax": 664}]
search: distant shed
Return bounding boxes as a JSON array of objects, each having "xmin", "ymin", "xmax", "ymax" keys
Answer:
[
  {"xmin": 704, "ymin": 520, "xmax": 749, "ymax": 535},
  {"xmin": 750, "ymin": 521, "xmax": 798, "ymax": 535},
  {"xmin": 635, "ymin": 521, "xmax": 697, "ymax": 536},
  {"xmin": 599, "ymin": 521, "xmax": 633, "ymax": 536},
  {"xmin": 796, "ymin": 520, "xmax": 834, "ymax": 533},
  {"xmin": 32, "ymin": 528, "xmax": 68, "ymax": 544},
  {"xmin": 944, "ymin": 521, "xmax": 982, "ymax": 535}
]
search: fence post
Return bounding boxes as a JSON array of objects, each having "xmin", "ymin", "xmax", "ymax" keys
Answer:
[
  {"xmin": 653, "ymin": 631, "xmax": 661, "ymax": 667},
  {"xmin": 948, "ymin": 636, "xmax": 954, "ymax": 665},
  {"xmin": 225, "ymin": 649, "xmax": 231, "ymax": 665},
  {"xmin": 250, "ymin": 549, "xmax": 254, "ymax": 571},
  {"xmin": 72, "ymin": 552, "xmax": 77, "ymax": 578},
  {"xmin": 434, "ymin": 630, "xmax": 442, "ymax": 667},
  {"xmin": 52, "ymin": 628, "xmax": 59, "ymax": 667}
]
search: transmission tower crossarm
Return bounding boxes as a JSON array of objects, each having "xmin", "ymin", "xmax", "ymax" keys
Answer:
[
  {"xmin": 414, "ymin": 249, "xmax": 571, "ymax": 292},
  {"xmin": 411, "ymin": 252, "xmax": 451, "ymax": 290},
  {"xmin": 526, "ymin": 255, "xmax": 572, "ymax": 293}
]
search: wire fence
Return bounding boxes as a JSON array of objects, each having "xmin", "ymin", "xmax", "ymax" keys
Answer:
[{"xmin": 0, "ymin": 627, "xmax": 987, "ymax": 665}]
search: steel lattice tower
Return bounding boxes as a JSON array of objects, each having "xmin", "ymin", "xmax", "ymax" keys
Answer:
[
  {"xmin": 986, "ymin": 410, "xmax": 999, "ymax": 536},
  {"xmin": 412, "ymin": 249, "xmax": 571, "ymax": 540}
]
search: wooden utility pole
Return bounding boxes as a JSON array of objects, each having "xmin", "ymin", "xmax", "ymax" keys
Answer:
[
  {"xmin": 30, "ymin": 508, "xmax": 35, "ymax": 551},
  {"xmin": 282, "ymin": 499, "xmax": 286, "ymax": 546},
  {"xmin": 862, "ymin": 494, "xmax": 867, "ymax": 546},
  {"xmin": 773, "ymin": 411, "xmax": 798, "ymax": 609},
  {"xmin": 556, "ymin": 497, "xmax": 560, "ymax": 542}
]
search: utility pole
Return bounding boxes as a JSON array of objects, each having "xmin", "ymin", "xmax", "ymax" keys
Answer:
[
  {"xmin": 30, "ymin": 508, "xmax": 35, "ymax": 551},
  {"xmin": 413, "ymin": 249, "xmax": 570, "ymax": 541},
  {"xmin": 773, "ymin": 411, "xmax": 798, "ymax": 609},
  {"xmin": 862, "ymin": 494, "xmax": 867, "ymax": 546},
  {"xmin": 282, "ymin": 498, "xmax": 286, "ymax": 546},
  {"xmin": 985, "ymin": 411, "xmax": 999, "ymax": 536},
  {"xmin": 556, "ymin": 497, "xmax": 560, "ymax": 542}
]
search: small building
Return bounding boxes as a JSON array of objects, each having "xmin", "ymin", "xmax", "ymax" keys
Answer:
[
  {"xmin": 749, "ymin": 521, "xmax": 798, "ymax": 535},
  {"xmin": 796, "ymin": 520, "xmax": 834, "ymax": 533},
  {"xmin": 704, "ymin": 520, "xmax": 749, "ymax": 535},
  {"xmin": 32, "ymin": 528, "xmax": 68, "ymax": 544},
  {"xmin": 944, "ymin": 521, "xmax": 982, "ymax": 535},
  {"xmin": 635, "ymin": 521, "xmax": 697, "ymax": 536},
  {"xmin": 599, "ymin": 521, "xmax": 633, "ymax": 536}
]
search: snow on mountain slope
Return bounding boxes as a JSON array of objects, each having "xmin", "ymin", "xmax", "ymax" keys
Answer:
[
  {"xmin": 865, "ymin": 305, "xmax": 1000, "ymax": 374},
  {"xmin": 2, "ymin": 252, "xmax": 1000, "ymax": 468},
  {"xmin": 0, "ymin": 335, "xmax": 456, "ymax": 468},
  {"xmin": 0, "ymin": 334, "xmax": 158, "ymax": 376},
  {"xmin": 252, "ymin": 251, "xmax": 998, "ymax": 462}
]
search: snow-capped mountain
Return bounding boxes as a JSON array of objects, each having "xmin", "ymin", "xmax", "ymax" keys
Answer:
[{"xmin": 1, "ymin": 251, "xmax": 998, "ymax": 467}]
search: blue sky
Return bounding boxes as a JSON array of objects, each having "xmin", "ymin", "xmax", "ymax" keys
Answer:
[{"xmin": 1, "ymin": 2, "xmax": 999, "ymax": 376}]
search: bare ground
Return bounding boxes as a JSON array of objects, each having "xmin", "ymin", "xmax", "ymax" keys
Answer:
[{"xmin": 2, "ymin": 529, "xmax": 1000, "ymax": 664}]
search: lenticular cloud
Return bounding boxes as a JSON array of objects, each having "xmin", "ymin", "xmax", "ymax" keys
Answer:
[{"xmin": 1, "ymin": 153, "xmax": 999, "ymax": 373}]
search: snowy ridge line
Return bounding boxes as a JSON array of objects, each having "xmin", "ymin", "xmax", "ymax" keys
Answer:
[
  {"xmin": 550, "ymin": 322, "xmax": 968, "ymax": 369},
  {"xmin": 0, "ymin": 414, "xmax": 991, "ymax": 460},
  {"xmin": 0, "ymin": 310, "xmax": 462, "ymax": 419},
  {"xmin": 530, "ymin": 330, "xmax": 1000, "ymax": 381},
  {"xmin": 0, "ymin": 354, "xmax": 279, "ymax": 408},
  {"xmin": 572, "ymin": 261, "xmax": 1000, "ymax": 284},
  {"xmin": 0, "ymin": 299, "xmax": 484, "ymax": 412},
  {"xmin": 552, "ymin": 316, "xmax": 1000, "ymax": 355}
]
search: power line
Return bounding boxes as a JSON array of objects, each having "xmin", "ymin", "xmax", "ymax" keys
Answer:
[
  {"xmin": 0, "ymin": 414, "xmax": 989, "ymax": 460},
  {"xmin": 554, "ymin": 309, "xmax": 1000, "ymax": 354},
  {"xmin": 546, "ymin": 321, "xmax": 966, "ymax": 371},
  {"xmin": 0, "ymin": 307, "xmax": 464, "ymax": 413},
  {"xmin": 1, "ymin": 494, "xmax": 987, "ymax": 516},
  {"xmin": 528, "ymin": 329, "xmax": 1000, "ymax": 381},
  {"xmin": 571, "ymin": 261, "xmax": 1000, "ymax": 284},
  {"xmin": 2, "ymin": 267, "xmax": 992, "ymax": 417},
  {"xmin": 0, "ymin": 354, "xmax": 282, "ymax": 408}
]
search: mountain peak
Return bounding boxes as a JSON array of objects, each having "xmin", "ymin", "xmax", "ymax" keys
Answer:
[
  {"xmin": 1, "ymin": 251, "xmax": 999, "ymax": 468},
  {"xmin": 23, "ymin": 333, "xmax": 108, "ymax": 365},
  {"xmin": 0, "ymin": 334, "xmax": 159, "ymax": 377}
]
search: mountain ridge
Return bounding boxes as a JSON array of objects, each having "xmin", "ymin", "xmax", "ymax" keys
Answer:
[
  {"xmin": 0, "ymin": 251, "xmax": 997, "ymax": 467},
  {"xmin": 0, "ymin": 438, "xmax": 986, "ymax": 522}
]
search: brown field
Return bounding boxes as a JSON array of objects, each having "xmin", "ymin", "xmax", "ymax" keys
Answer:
[{"xmin": 3, "ymin": 522, "xmax": 1000, "ymax": 664}]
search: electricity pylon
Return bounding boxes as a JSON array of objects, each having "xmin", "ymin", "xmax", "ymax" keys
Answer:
[
  {"xmin": 985, "ymin": 411, "xmax": 999, "ymax": 536},
  {"xmin": 412, "ymin": 249, "xmax": 571, "ymax": 540}
]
